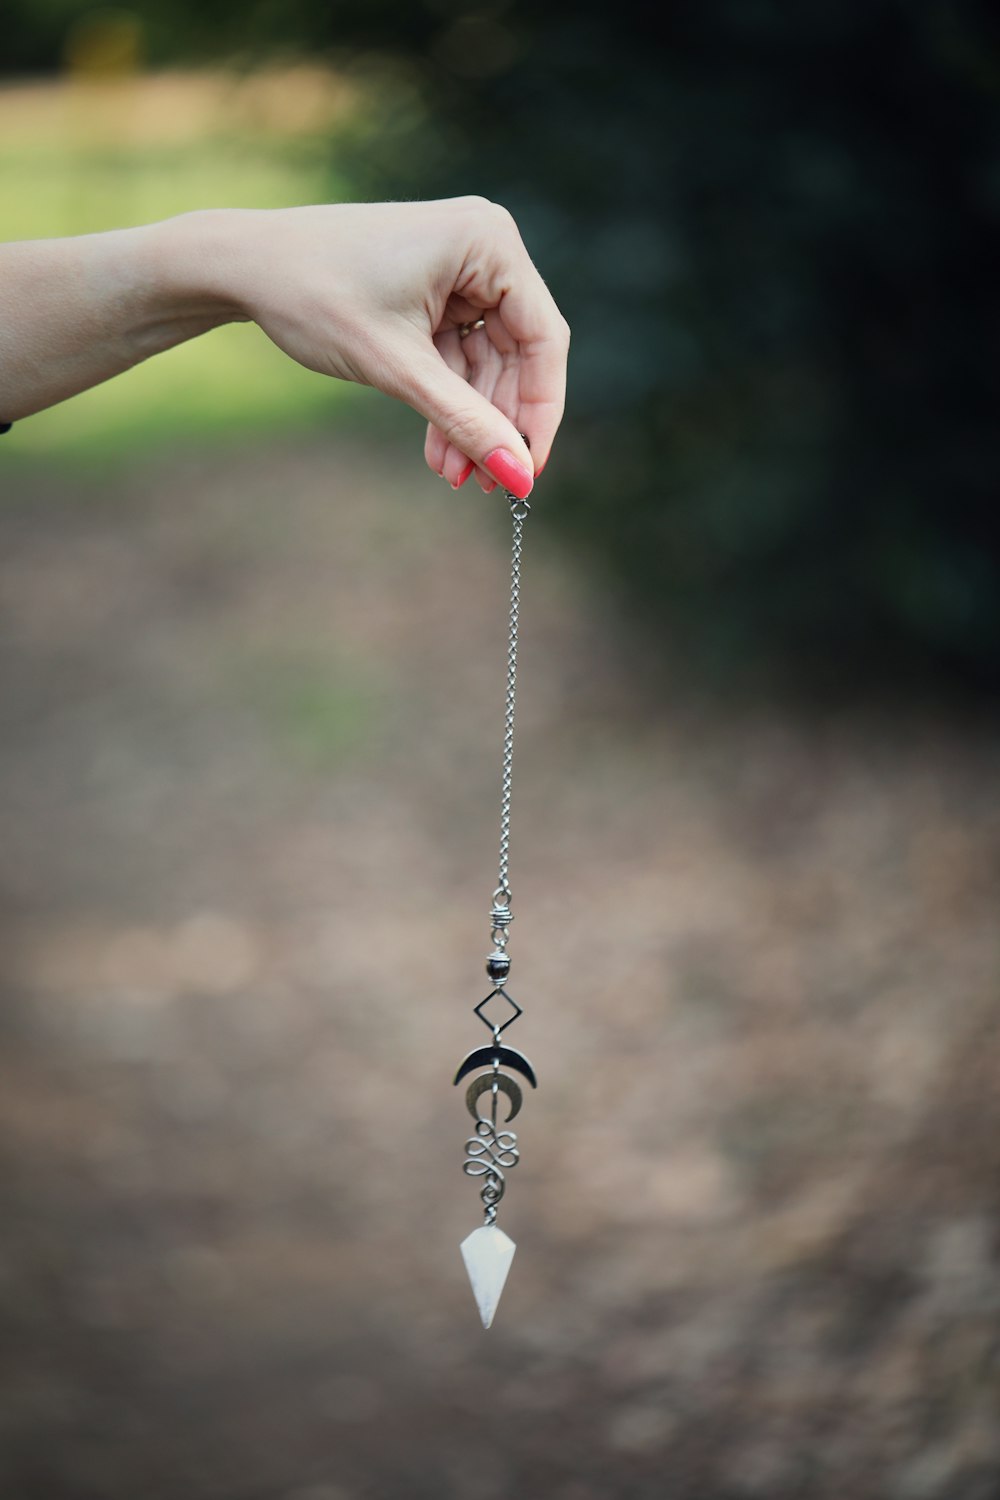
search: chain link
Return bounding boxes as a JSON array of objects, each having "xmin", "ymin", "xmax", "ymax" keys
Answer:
[{"xmin": 496, "ymin": 495, "xmax": 528, "ymax": 907}]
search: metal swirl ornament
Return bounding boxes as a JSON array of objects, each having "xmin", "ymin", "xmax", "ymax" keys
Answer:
[{"xmin": 463, "ymin": 1117, "xmax": 519, "ymax": 1223}]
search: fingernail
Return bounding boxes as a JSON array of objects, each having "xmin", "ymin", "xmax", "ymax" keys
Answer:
[
  {"xmin": 483, "ymin": 448, "xmax": 533, "ymax": 500},
  {"xmin": 451, "ymin": 460, "xmax": 474, "ymax": 490}
]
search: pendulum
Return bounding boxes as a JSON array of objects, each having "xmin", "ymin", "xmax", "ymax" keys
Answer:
[
  {"xmin": 453, "ymin": 463, "xmax": 537, "ymax": 1329},
  {"xmin": 453, "ymin": 473, "xmax": 536, "ymax": 1329}
]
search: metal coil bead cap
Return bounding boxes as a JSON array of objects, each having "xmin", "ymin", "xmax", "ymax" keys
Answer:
[{"xmin": 489, "ymin": 901, "xmax": 514, "ymax": 950}]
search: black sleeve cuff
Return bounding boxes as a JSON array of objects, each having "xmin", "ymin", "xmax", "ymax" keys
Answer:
[{"xmin": 0, "ymin": 423, "xmax": 11, "ymax": 435}]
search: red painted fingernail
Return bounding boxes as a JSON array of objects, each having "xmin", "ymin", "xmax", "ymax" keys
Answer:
[
  {"xmin": 451, "ymin": 460, "xmax": 474, "ymax": 489},
  {"xmin": 482, "ymin": 448, "xmax": 533, "ymax": 500}
]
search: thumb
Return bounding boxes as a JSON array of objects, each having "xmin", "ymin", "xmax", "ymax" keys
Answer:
[{"xmin": 391, "ymin": 343, "xmax": 535, "ymax": 500}]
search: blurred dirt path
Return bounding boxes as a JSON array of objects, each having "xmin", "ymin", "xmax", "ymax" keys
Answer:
[
  {"xmin": 1, "ymin": 437, "xmax": 999, "ymax": 1499},
  {"xmin": 0, "ymin": 66, "xmax": 355, "ymax": 149}
]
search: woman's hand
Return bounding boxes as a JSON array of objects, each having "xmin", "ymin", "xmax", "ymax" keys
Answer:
[
  {"xmin": 0, "ymin": 199, "xmax": 569, "ymax": 498},
  {"xmin": 206, "ymin": 198, "xmax": 568, "ymax": 497}
]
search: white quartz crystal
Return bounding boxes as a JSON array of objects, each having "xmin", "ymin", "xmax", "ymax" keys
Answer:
[{"xmin": 460, "ymin": 1225, "xmax": 516, "ymax": 1329}]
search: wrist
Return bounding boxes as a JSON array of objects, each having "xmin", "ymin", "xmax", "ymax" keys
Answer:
[{"xmin": 132, "ymin": 209, "xmax": 253, "ymax": 350}]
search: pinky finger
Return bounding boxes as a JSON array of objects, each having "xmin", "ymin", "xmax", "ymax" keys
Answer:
[{"xmin": 425, "ymin": 421, "xmax": 449, "ymax": 477}]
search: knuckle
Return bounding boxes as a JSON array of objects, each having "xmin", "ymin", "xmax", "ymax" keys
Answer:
[
  {"xmin": 455, "ymin": 193, "xmax": 492, "ymax": 218},
  {"xmin": 456, "ymin": 195, "xmax": 517, "ymax": 238},
  {"xmin": 445, "ymin": 405, "xmax": 483, "ymax": 454},
  {"xmin": 485, "ymin": 199, "xmax": 518, "ymax": 234}
]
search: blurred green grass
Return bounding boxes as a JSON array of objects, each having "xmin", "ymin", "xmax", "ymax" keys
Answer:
[
  {"xmin": 239, "ymin": 651, "xmax": 388, "ymax": 768},
  {"xmin": 0, "ymin": 70, "xmax": 363, "ymax": 465}
]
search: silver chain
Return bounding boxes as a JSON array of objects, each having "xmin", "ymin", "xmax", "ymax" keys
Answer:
[{"xmin": 495, "ymin": 493, "xmax": 529, "ymax": 911}]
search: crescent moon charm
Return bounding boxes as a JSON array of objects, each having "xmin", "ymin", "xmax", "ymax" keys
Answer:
[
  {"xmin": 465, "ymin": 1071, "xmax": 523, "ymax": 1123},
  {"xmin": 453, "ymin": 1044, "xmax": 538, "ymax": 1090}
]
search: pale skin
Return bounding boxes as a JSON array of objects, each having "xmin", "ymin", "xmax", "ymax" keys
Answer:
[{"xmin": 0, "ymin": 197, "xmax": 570, "ymax": 497}]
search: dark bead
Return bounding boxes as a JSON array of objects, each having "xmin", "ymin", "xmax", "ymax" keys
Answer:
[{"xmin": 486, "ymin": 951, "xmax": 511, "ymax": 984}]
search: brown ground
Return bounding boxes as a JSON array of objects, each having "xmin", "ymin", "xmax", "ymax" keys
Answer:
[{"xmin": 1, "ymin": 436, "xmax": 999, "ymax": 1499}]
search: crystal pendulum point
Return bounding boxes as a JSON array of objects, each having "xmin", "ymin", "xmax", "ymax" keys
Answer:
[{"xmin": 460, "ymin": 1225, "xmax": 517, "ymax": 1329}]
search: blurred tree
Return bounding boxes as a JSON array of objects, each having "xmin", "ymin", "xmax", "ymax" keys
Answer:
[
  {"xmin": 6, "ymin": 0, "xmax": 1000, "ymax": 689},
  {"xmin": 63, "ymin": 10, "xmax": 145, "ymax": 76}
]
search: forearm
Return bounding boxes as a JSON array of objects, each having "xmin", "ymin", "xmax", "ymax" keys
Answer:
[{"xmin": 0, "ymin": 212, "xmax": 245, "ymax": 421}]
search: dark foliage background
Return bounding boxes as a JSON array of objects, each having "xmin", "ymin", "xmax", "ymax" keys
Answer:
[{"xmin": 8, "ymin": 0, "xmax": 1000, "ymax": 689}]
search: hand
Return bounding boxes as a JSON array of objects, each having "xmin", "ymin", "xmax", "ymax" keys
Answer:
[
  {"xmin": 1, "ymin": 197, "xmax": 569, "ymax": 499},
  {"xmin": 218, "ymin": 198, "xmax": 569, "ymax": 497}
]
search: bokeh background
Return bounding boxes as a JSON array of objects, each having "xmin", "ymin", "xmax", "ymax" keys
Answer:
[{"xmin": 2, "ymin": 4, "xmax": 1000, "ymax": 1497}]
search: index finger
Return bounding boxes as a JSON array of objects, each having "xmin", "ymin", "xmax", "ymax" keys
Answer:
[{"xmin": 496, "ymin": 267, "xmax": 569, "ymax": 475}]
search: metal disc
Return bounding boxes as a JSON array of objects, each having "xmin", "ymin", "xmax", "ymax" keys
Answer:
[{"xmin": 465, "ymin": 1071, "xmax": 523, "ymax": 1123}]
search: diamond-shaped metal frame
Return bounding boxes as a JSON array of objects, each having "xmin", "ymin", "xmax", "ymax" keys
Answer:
[{"xmin": 474, "ymin": 986, "xmax": 522, "ymax": 1037}]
